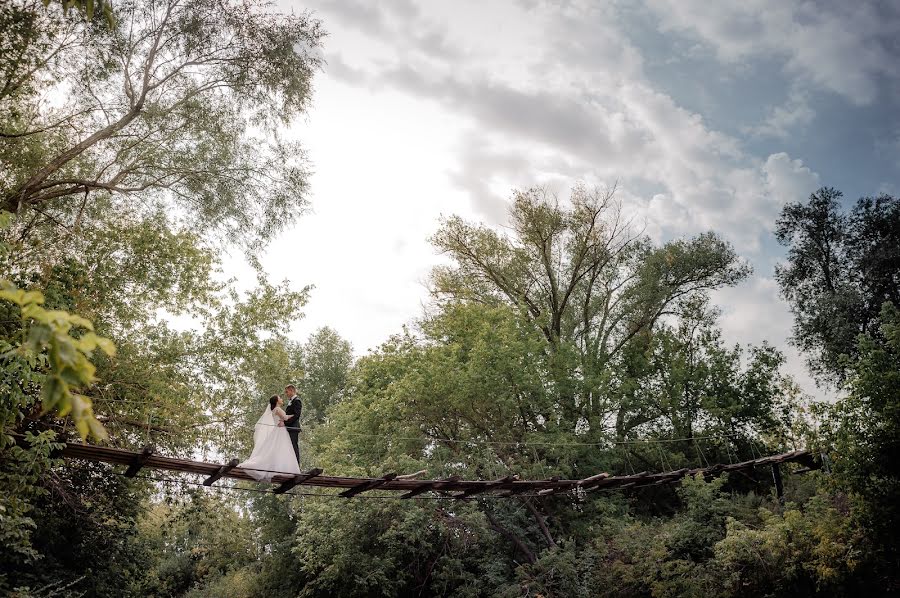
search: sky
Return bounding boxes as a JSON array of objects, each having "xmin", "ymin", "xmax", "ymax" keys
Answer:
[{"xmin": 246, "ymin": 0, "xmax": 900, "ymax": 400}]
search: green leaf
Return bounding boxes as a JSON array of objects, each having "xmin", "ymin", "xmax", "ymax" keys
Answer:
[{"xmin": 67, "ymin": 313, "xmax": 94, "ymax": 330}]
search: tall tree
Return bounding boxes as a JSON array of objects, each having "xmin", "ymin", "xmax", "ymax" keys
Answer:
[
  {"xmin": 299, "ymin": 326, "xmax": 353, "ymax": 424},
  {"xmin": 431, "ymin": 185, "xmax": 750, "ymax": 437},
  {"xmin": 815, "ymin": 303, "xmax": 900, "ymax": 578},
  {"xmin": 775, "ymin": 187, "xmax": 900, "ymax": 383},
  {"xmin": 0, "ymin": 2, "xmax": 323, "ymax": 588}
]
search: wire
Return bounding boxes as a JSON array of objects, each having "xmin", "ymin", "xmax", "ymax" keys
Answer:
[{"xmin": 695, "ymin": 438, "xmax": 710, "ymax": 468}]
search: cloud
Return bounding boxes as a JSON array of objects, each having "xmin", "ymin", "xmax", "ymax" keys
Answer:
[
  {"xmin": 305, "ymin": 0, "xmax": 461, "ymax": 62},
  {"xmin": 370, "ymin": 61, "xmax": 818, "ymax": 251},
  {"xmin": 379, "ymin": 68, "xmax": 620, "ymax": 161},
  {"xmin": 646, "ymin": 0, "xmax": 900, "ymax": 104},
  {"xmin": 744, "ymin": 90, "xmax": 816, "ymax": 139},
  {"xmin": 325, "ymin": 53, "xmax": 371, "ymax": 86},
  {"xmin": 763, "ymin": 152, "xmax": 821, "ymax": 205},
  {"xmin": 874, "ymin": 127, "xmax": 900, "ymax": 169}
]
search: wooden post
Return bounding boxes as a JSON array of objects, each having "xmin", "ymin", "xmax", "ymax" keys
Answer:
[
  {"xmin": 124, "ymin": 446, "xmax": 153, "ymax": 477},
  {"xmin": 203, "ymin": 458, "xmax": 239, "ymax": 486},
  {"xmin": 771, "ymin": 463, "xmax": 784, "ymax": 503}
]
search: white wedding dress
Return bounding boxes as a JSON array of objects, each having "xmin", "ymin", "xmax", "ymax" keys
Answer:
[{"xmin": 238, "ymin": 405, "xmax": 301, "ymax": 482}]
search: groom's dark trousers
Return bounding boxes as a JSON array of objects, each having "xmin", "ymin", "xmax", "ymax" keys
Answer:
[{"xmin": 284, "ymin": 396, "xmax": 302, "ymax": 463}]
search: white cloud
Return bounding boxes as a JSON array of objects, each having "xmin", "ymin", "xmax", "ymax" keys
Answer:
[
  {"xmin": 646, "ymin": 0, "xmax": 900, "ymax": 104},
  {"xmin": 745, "ymin": 90, "xmax": 816, "ymax": 139},
  {"xmin": 763, "ymin": 152, "xmax": 821, "ymax": 205}
]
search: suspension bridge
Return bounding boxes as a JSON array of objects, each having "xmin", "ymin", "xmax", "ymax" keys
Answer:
[{"xmin": 13, "ymin": 433, "xmax": 820, "ymax": 499}]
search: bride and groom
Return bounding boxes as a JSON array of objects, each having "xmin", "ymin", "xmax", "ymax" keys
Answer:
[{"xmin": 239, "ymin": 384, "xmax": 303, "ymax": 482}]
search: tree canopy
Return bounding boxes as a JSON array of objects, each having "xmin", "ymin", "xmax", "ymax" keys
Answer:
[{"xmin": 775, "ymin": 187, "xmax": 900, "ymax": 384}]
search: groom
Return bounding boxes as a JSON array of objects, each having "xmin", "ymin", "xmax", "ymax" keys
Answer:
[{"xmin": 284, "ymin": 384, "xmax": 302, "ymax": 463}]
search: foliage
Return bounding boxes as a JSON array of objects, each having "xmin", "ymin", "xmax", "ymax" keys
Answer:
[
  {"xmin": 1, "ymin": 0, "xmax": 321, "ymax": 589},
  {"xmin": 5, "ymin": 459, "xmax": 150, "ymax": 598},
  {"xmin": 298, "ymin": 326, "xmax": 353, "ymax": 424},
  {"xmin": 1, "ymin": 0, "xmax": 323, "ymax": 249},
  {"xmin": 3, "ymin": 2, "xmax": 897, "ymax": 590},
  {"xmin": 776, "ymin": 186, "xmax": 899, "ymax": 588},
  {"xmin": 775, "ymin": 188, "xmax": 899, "ymax": 383},
  {"xmin": 714, "ymin": 495, "xmax": 861, "ymax": 596},
  {"xmin": 0, "ymin": 431, "xmax": 59, "ymax": 592},
  {"xmin": 129, "ymin": 491, "xmax": 261, "ymax": 597},
  {"xmin": 44, "ymin": 0, "xmax": 115, "ymax": 26},
  {"xmin": 1, "ymin": 276, "xmax": 114, "ymax": 440},
  {"xmin": 814, "ymin": 303, "xmax": 900, "ymax": 580},
  {"xmin": 432, "ymin": 185, "xmax": 751, "ymax": 443}
]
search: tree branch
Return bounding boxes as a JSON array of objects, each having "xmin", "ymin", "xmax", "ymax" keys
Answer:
[{"xmin": 485, "ymin": 510, "xmax": 537, "ymax": 564}]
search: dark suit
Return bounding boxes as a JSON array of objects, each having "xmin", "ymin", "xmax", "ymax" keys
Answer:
[{"xmin": 284, "ymin": 396, "xmax": 302, "ymax": 463}]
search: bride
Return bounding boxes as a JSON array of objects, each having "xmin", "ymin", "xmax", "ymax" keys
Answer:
[{"xmin": 238, "ymin": 395, "xmax": 302, "ymax": 482}]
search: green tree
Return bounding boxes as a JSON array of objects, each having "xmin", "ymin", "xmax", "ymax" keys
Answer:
[
  {"xmin": 431, "ymin": 185, "xmax": 751, "ymax": 440},
  {"xmin": 0, "ymin": 1, "xmax": 322, "ymax": 590},
  {"xmin": 815, "ymin": 303, "xmax": 900, "ymax": 581},
  {"xmin": 299, "ymin": 326, "xmax": 353, "ymax": 424},
  {"xmin": 775, "ymin": 188, "xmax": 899, "ymax": 383}
]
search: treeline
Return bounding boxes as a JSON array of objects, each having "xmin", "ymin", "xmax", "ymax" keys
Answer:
[{"xmin": 1, "ymin": 1, "xmax": 898, "ymax": 597}]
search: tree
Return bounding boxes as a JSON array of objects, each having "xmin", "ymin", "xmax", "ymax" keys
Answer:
[
  {"xmin": 299, "ymin": 326, "xmax": 353, "ymax": 424},
  {"xmin": 815, "ymin": 303, "xmax": 900, "ymax": 577},
  {"xmin": 610, "ymin": 297, "xmax": 791, "ymax": 453},
  {"xmin": 431, "ymin": 185, "xmax": 750, "ymax": 438},
  {"xmin": 0, "ymin": 2, "xmax": 322, "ymax": 587},
  {"xmin": 775, "ymin": 188, "xmax": 900, "ymax": 383},
  {"xmin": 45, "ymin": 0, "xmax": 115, "ymax": 25},
  {"xmin": 777, "ymin": 187, "xmax": 900, "ymax": 586},
  {"xmin": 1, "ymin": 0, "xmax": 323, "ymax": 248}
]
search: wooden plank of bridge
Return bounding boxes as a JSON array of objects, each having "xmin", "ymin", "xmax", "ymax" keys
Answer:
[
  {"xmin": 578, "ymin": 472, "xmax": 610, "ymax": 489},
  {"xmin": 538, "ymin": 476, "xmax": 583, "ymax": 496},
  {"xmin": 701, "ymin": 464, "xmax": 725, "ymax": 479},
  {"xmin": 274, "ymin": 468, "xmax": 324, "ymax": 494},
  {"xmin": 611, "ymin": 471, "xmax": 650, "ymax": 490},
  {"xmin": 124, "ymin": 446, "xmax": 154, "ymax": 477},
  {"xmin": 495, "ymin": 485, "xmax": 533, "ymax": 498},
  {"xmin": 585, "ymin": 473, "xmax": 631, "ymax": 493},
  {"xmin": 793, "ymin": 451, "xmax": 819, "ymax": 471},
  {"xmin": 399, "ymin": 475, "xmax": 461, "ymax": 499},
  {"xmin": 628, "ymin": 472, "xmax": 668, "ymax": 488},
  {"xmin": 453, "ymin": 475, "xmax": 516, "ymax": 499},
  {"xmin": 650, "ymin": 468, "xmax": 689, "ymax": 485},
  {"xmin": 340, "ymin": 473, "xmax": 398, "ymax": 498},
  {"xmin": 203, "ymin": 458, "xmax": 239, "ymax": 486},
  {"xmin": 536, "ymin": 478, "xmax": 559, "ymax": 496}
]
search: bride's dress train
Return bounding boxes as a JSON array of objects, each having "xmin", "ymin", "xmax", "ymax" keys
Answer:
[{"xmin": 238, "ymin": 405, "xmax": 301, "ymax": 482}]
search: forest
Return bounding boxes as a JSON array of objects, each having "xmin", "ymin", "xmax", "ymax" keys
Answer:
[{"xmin": 1, "ymin": 1, "xmax": 898, "ymax": 596}]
